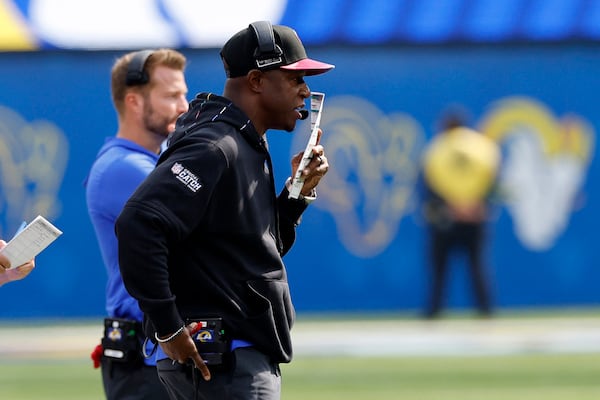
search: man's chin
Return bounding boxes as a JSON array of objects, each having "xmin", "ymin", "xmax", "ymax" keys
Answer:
[
  {"xmin": 284, "ymin": 121, "xmax": 297, "ymax": 133},
  {"xmin": 270, "ymin": 119, "xmax": 296, "ymax": 133}
]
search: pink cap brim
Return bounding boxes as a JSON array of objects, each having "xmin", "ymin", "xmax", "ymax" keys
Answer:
[{"xmin": 280, "ymin": 58, "xmax": 335, "ymax": 76}]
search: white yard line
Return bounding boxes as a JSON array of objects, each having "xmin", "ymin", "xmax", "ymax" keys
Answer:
[
  {"xmin": 292, "ymin": 317, "xmax": 600, "ymax": 357},
  {"xmin": 1, "ymin": 317, "xmax": 600, "ymax": 360}
]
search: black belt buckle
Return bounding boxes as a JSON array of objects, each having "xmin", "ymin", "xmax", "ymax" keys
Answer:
[{"xmin": 186, "ymin": 317, "xmax": 230, "ymax": 366}]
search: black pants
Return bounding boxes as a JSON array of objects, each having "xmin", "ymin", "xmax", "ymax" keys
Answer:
[
  {"xmin": 101, "ymin": 358, "xmax": 170, "ymax": 400},
  {"xmin": 425, "ymin": 222, "xmax": 492, "ymax": 317},
  {"xmin": 156, "ymin": 347, "xmax": 281, "ymax": 400}
]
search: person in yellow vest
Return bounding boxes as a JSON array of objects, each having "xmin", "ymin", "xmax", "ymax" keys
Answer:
[{"xmin": 421, "ymin": 106, "xmax": 500, "ymax": 318}]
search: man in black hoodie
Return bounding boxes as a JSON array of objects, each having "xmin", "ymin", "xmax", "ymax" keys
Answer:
[{"xmin": 116, "ymin": 21, "xmax": 334, "ymax": 399}]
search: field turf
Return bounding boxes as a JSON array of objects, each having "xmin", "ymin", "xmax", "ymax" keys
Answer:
[{"xmin": 1, "ymin": 352, "xmax": 599, "ymax": 399}]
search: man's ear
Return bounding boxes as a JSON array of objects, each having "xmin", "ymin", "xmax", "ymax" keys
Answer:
[
  {"xmin": 247, "ymin": 70, "xmax": 263, "ymax": 93},
  {"xmin": 124, "ymin": 90, "xmax": 144, "ymax": 113}
]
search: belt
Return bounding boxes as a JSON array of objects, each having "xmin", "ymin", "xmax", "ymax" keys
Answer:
[
  {"xmin": 231, "ymin": 339, "xmax": 253, "ymax": 351},
  {"xmin": 154, "ymin": 339, "xmax": 253, "ymax": 362}
]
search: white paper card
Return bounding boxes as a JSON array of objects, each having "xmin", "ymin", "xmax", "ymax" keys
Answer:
[
  {"xmin": 288, "ymin": 92, "xmax": 325, "ymax": 199},
  {"xmin": 1, "ymin": 215, "xmax": 62, "ymax": 269}
]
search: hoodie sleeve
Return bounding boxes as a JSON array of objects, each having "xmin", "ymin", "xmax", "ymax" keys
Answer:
[
  {"xmin": 116, "ymin": 140, "xmax": 226, "ymax": 336},
  {"xmin": 276, "ymin": 185, "xmax": 309, "ymax": 256}
]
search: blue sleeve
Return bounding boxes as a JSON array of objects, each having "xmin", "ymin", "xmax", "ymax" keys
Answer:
[
  {"xmin": 86, "ymin": 151, "xmax": 156, "ymax": 319},
  {"xmin": 97, "ymin": 154, "xmax": 155, "ymax": 219}
]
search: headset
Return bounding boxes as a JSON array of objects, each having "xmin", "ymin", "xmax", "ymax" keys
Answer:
[
  {"xmin": 125, "ymin": 49, "xmax": 154, "ymax": 86},
  {"xmin": 249, "ymin": 21, "xmax": 283, "ymax": 69}
]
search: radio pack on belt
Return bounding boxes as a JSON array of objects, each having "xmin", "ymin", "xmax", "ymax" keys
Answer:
[
  {"xmin": 186, "ymin": 317, "xmax": 230, "ymax": 366},
  {"xmin": 101, "ymin": 317, "xmax": 142, "ymax": 363}
]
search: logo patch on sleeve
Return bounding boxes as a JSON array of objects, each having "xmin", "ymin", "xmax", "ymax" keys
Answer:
[{"xmin": 171, "ymin": 162, "xmax": 202, "ymax": 193}]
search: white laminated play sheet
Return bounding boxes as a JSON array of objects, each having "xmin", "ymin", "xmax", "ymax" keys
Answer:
[
  {"xmin": 1, "ymin": 215, "xmax": 62, "ymax": 269},
  {"xmin": 288, "ymin": 91, "xmax": 325, "ymax": 199}
]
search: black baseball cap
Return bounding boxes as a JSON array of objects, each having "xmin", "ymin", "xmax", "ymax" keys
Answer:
[{"xmin": 220, "ymin": 21, "xmax": 335, "ymax": 78}]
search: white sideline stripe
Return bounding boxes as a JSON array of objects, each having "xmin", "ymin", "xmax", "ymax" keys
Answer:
[
  {"xmin": 291, "ymin": 318, "xmax": 600, "ymax": 357},
  {"xmin": 1, "ymin": 317, "xmax": 600, "ymax": 359}
]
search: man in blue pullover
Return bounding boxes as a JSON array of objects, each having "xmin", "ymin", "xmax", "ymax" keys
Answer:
[{"xmin": 85, "ymin": 48, "xmax": 189, "ymax": 399}]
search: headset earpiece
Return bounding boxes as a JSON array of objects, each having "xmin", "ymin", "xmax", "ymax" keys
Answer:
[
  {"xmin": 125, "ymin": 50, "xmax": 154, "ymax": 86},
  {"xmin": 249, "ymin": 21, "xmax": 283, "ymax": 69}
]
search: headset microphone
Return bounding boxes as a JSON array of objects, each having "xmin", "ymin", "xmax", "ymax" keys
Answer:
[{"xmin": 299, "ymin": 109, "xmax": 309, "ymax": 120}]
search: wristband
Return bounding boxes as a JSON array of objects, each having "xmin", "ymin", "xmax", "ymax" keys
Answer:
[
  {"xmin": 285, "ymin": 177, "xmax": 317, "ymax": 204},
  {"xmin": 154, "ymin": 325, "xmax": 185, "ymax": 343}
]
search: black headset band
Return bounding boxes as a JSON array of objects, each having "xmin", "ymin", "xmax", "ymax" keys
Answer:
[
  {"xmin": 125, "ymin": 49, "xmax": 154, "ymax": 86},
  {"xmin": 250, "ymin": 21, "xmax": 282, "ymax": 69}
]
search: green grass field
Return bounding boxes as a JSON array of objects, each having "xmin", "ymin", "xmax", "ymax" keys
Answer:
[
  {"xmin": 283, "ymin": 353, "xmax": 600, "ymax": 400},
  {"xmin": 2, "ymin": 310, "xmax": 600, "ymax": 399},
  {"xmin": 1, "ymin": 353, "xmax": 600, "ymax": 399}
]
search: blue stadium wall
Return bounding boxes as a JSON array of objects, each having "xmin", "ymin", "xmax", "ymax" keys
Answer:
[{"xmin": 0, "ymin": 43, "xmax": 597, "ymax": 319}]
